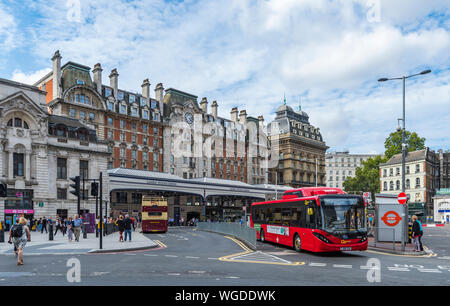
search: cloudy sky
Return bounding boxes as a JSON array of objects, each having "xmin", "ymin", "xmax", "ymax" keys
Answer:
[{"xmin": 1, "ymin": 0, "xmax": 449, "ymax": 154}]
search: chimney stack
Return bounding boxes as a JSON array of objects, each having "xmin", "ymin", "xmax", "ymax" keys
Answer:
[
  {"xmin": 51, "ymin": 50, "xmax": 62, "ymax": 99},
  {"xmin": 258, "ymin": 115, "xmax": 264, "ymax": 129},
  {"xmin": 93, "ymin": 63, "xmax": 103, "ymax": 95},
  {"xmin": 155, "ymin": 83, "xmax": 164, "ymax": 118},
  {"xmin": 109, "ymin": 69, "xmax": 119, "ymax": 101},
  {"xmin": 230, "ymin": 107, "xmax": 238, "ymax": 122},
  {"xmin": 200, "ymin": 97, "xmax": 208, "ymax": 113},
  {"xmin": 239, "ymin": 109, "xmax": 247, "ymax": 124},
  {"xmin": 211, "ymin": 101, "xmax": 218, "ymax": 118},
  {"xmin": 142, "ymin": 78, "xmax": 150, "ymax": 99}
]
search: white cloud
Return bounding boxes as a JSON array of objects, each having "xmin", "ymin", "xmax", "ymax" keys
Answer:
[
  {"xmin": 5, "ymin": 0, "xmax": 450, "ymax": 153},
  {"xmin": 0, "ymin": 4, "xmax": 19, "ymax": 51},
  {"xmin": 11, "ymin": 68, "xmax": 52, "ymax": 85}
]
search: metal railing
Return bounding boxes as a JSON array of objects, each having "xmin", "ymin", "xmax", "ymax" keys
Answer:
[{"xmin": 197, "ymin": 222, "xmax": 257, "ymax": 249}]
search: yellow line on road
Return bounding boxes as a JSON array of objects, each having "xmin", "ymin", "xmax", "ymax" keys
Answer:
[
  {"xmin": 219, "ymin": 236, "xmax": 305, "ymax": 266},
  {"xmin": 155, "ymin": 240, "xmax": 167, "ymax": 248}
]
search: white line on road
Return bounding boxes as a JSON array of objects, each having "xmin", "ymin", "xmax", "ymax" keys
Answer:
[
  {"xmin": 144, "ymin": 254, "xmax": 158, "ymax": 257},
  {"xmin": 165, "ymin": 255, "xmax": 178, "ymax": 258},
  {"xmin": 418, "ymin": 269, "xmax": 442, "ymax": 273},
  {"xmin": 333, "ymin": 264, "xmax": 352, "ymax": 269},
  {"xmin": 388, "ymin": 267, "xmax": 410, "ymax": 272},
  {"xmin": 185, "ymin": 256, "xmax": 200, "ymax": 259},
  {"xmin": 309, "ymin": 263, "xmax": 327, "ymax": 267}
]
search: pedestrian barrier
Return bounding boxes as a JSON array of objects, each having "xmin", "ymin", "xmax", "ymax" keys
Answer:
[{"xmin": 197, "ymin": 222, "xmax": 257, "ymax": 249}]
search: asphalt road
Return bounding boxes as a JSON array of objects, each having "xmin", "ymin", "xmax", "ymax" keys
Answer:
[{"xmin": 0, "ymin": 226, "xmax": 449, "ymax": 286}]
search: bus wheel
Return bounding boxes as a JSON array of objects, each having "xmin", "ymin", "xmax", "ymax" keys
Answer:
[
  {"xmin": 294, "ymin": 234, "xmax": 302, "ymax": 252},
  {"xmin": 260, "ymin": 229, "xmax": 265, "ymax": 243}
]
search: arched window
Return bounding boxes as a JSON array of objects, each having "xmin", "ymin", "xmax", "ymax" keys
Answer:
[
  {"xmin": 415, "ymin": 178, "xmax": 420, "ymax": 188},
  {"xmin": 406, "ymin": 179, "xmax": 410, "ymax": 189},
  {"xmin": 7, "ymin": 118, "xmax": 29, "ymax": 129},
  {"xmin": 389, "ymin": 181, "xmax": 394, "ymax": 191},
  {"xmin": 383, "ymin": 181, "xmax": 387, "ymax": 191},
  {"xmin": 396, "ymin": 180, "xmax": 400, "ymax": 190}
]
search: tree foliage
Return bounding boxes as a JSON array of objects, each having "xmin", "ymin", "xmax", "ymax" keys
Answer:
[
  {"xmin": 343, "ymin": 155, "xmax": 387, "ymax": 200},
  {"xmin": 384, "ymin": 130, "xmax": 426, "ymax": 160},
  {"xmin": 343, "ymin": 129, "xmax": 425, "ymax": 201}
]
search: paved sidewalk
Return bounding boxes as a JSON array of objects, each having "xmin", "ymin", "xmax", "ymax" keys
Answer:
[
  {"xmin": 367, "ymin": 237, "xmax": 430, "ymax": 256},
  {"xmin": 0, "ymin": 230, "xmax": 158, "ymax": 255}
]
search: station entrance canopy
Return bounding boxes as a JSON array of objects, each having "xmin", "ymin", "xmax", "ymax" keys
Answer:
[{"xmin": 107, "ymin": 168, "xmax": 290, "ymax": 200}]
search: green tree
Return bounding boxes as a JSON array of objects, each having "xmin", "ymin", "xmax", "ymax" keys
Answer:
[
  {"xmin": 343, "ymin": 155, "xmax": 387, "ymax": 201},
  {"xmin": 384, "ymin": 130, "xmax": 426, "ymax": 160}
]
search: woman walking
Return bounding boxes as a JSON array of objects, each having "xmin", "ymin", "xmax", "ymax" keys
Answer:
[
  {"xmin": 411, "ymin": 215, "xmax": 422, "ymax": 252},
  {"xmin": 117, "ymin": 215, "xmax": 125, "ymax": 242},
  {"xmin": 67, "ymin": 217, "xmax": 74, "ymax": 242},
  {"xmin": 8, "ymin": 217, "xmax": 31, "ymax": 265}
]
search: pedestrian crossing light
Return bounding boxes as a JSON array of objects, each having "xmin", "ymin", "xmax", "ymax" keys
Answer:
[{"xmin": 70, "ymin": 176, "xmax": 80, "ymax": 198}]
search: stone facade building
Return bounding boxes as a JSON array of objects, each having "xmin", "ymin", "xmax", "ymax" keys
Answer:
[
  {"xmin": 266, "ymin": 102, "xmax": 328, "ymax": 188},
  {"xmin": 0, "ymin": 77, "xmax": 109, "ymax": 225},
  {"xmin": 325, "ymin": 151, "xmax": 378, "ymax": 189},
  {"xmin": 379, "ymin": 148, "xmax": 440, "ymax": 218}
]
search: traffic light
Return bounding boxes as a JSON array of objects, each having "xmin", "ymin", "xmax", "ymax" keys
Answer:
[
  {"xmin": 69, "ymin": 176, "xmax": 80, "ymax": 198},
  {"xmin": 0, "ymin": 183, "xmax": 7, "ymax": 198},
  {"xmin": 91, "ymin": 182, "xmax": 98, "ymax": 197}
]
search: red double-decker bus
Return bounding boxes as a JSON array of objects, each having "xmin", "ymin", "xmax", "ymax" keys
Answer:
[
  {"xmin": 251, "ymin": 187, "xmax": 368, "ymax": 252},
  {"xmin": 142, "ymin": 196, "xmax": 168, "ymax": 233}
]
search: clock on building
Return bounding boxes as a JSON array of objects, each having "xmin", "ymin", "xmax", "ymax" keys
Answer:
[{"xmin": 184, "ymin": 112, "xmax": 193, "ymax": 124}]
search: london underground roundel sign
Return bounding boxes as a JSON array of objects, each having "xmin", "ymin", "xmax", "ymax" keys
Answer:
[
  {"xmin": 397, "ymin": 192, "xmax": 407, "ymax": 205},
  {"xmin": 381, "ymin": 211, "xmax": 402, "ymax": 227}
]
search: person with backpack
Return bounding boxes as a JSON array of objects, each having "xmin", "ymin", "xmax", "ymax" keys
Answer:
[
  {"xmin": 416, "ymin": 216, "xmax": 424, "ymax": 251},
  {"xmin": 411, "ymin": 215, "xmax": 422, "ymax": 252},
  {"xmin": 8, "ymin": 217, "xmax": 31, "ymax": 265},
  {"xmin": 123, "ymin": 214, "xmax": 132, "ymax": 242}
]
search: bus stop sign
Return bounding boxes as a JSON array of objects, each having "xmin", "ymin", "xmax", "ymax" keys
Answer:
[{"xmin": 397, "ymin": 192, "xmax": 407, "ymax": 205}]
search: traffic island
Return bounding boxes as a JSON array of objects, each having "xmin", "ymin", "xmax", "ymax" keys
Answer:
[
  {"xmin": 0, "ymin": 230, "xmax": 158, "ymax": 255},
  {"xmin": 367, "ymin": 237, "xmax": 430, "ymax": 256}
]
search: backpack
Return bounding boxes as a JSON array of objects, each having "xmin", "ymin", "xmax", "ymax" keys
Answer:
[
  {"xmin": 417, "ymin": 220, "xmax": 423, "ymax": 235},
  {"xmin": 11, "ymin": 224, "xmax": 23, "ymax": 238}
]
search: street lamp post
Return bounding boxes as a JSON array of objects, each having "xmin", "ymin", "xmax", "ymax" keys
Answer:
[{"xmin": 378, "ymin": 69, "xmax": 431, "ymax": 251}]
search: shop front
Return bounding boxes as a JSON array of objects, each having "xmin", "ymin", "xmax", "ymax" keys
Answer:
[{"xmin": 3, "ymin": 189, "xmax": 34, "ymax": 230}]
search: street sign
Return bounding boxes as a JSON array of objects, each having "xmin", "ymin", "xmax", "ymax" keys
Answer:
[
  {"xmin": 397, "ymin": 192, "xmax": 407, "ymax": 205},
  {"xmin": 381, "ymin": 211, "xmax": 402, "ymax": 227}
]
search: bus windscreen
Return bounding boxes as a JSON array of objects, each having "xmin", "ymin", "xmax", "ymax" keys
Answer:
[{"xmin": 321, "ymin": 197, "xmax": 366, "ymax": 235}]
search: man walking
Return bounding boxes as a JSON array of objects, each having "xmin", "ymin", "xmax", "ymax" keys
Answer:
[
  {"xmin": 72, "ymin": 215, "xmax": 83, "ymax": 242},
  {"xmin": 41, "ymin": 217, "xmax": 48, "ymax": 234},
  {"xmin": 123, "ymin": 214, "xmax": 132, "ymax": 242}
]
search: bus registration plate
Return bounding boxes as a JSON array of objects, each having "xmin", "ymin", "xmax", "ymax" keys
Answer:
[{"xmin": 340, "ymin": 247, "xmax": 352, "ymax": 251}]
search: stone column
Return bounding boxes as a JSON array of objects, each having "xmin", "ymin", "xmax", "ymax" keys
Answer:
[{"xmin": 25, "ymin": 150, "xmax": 31, "ymax": 181}]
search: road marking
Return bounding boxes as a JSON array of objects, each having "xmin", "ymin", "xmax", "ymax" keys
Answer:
[
  {"xmin": 144, "ymin": 254, "xmax": 158, "ymax": 257},
  {"xmin": 438, "ymin": 256, "xmax": 450, "ymax": 260},
  {"xmin": 155, "ymin": 240, "xmax": 167, "ymax": 248},
  {"xmin": 208, "ymin": 258, "xmax": 219, "ymax": 260},
  {"xmin": 165, "ymin": 255, "xmax": 178, "ymax": 258},
  {"xmin": 418, "ymin": 269, "xmax": 442, "ymax": 273},
  {"xmin": 226, "ymin": 276, "xmax": 240, "ymax": 279},
  {"xmin": 333, "ymin": 264, "xmax": 352, "ymax": 269},
  {"xmin": 309, "ymin": 263, "xmax": 327, "ymax": 267},
  {"xmin": 189, "ymin": 271, "xmax": 206, "ymax": 274},
  {"xmin": 168, "ymin": 273, "xmax": 181, "ymax": 276},
  {"xmin": 387, "ymin": 267, "xmax": 410, "ymax": 272},
  {"xmin": 185, "ymin": 256, "xmax": 200, "ymax": 259}
]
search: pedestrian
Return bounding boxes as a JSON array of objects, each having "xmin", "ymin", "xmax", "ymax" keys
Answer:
[
  {"xmin": 411, "ymin": 215, "xmax": 422, "ymax": 252},
  {"xmin": 117, "ymin": 215, "xmax": 125, "ymax": 242},
  {"xmin": 67, "ymin": 217, "xmax": 74, "ymax": 242},
  {"xmin": 72, "ymin": 215, "xmax": 83, "ymax": 242},
  {"xmin": 8, "ymin": 217, "xmax": 31, "ymax": 265},
  {"xmin": 54, "ymin": 217, "xmax": 64, "ymax": 236},
  {"xmin": 41, "ymin": 217, "xmax": 48, "ymax": 234},
  {"xmin": 416, "ymin": 217, "xmax": 424, "ymax": 251},
  {"xmin": 123, "ymin": 214, "xmax": 132, "ymax": 242}
]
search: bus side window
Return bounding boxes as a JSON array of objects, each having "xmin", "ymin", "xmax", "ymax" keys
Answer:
[
  {"xmin": 281, "ymin": 208, "xmax": 292, "ymax": 226},
  {"xmin": 306, "ymin": 201, "xmax": 316, "ymax": 229},
  {"xmin": 273, "ymin": 207, "xmax": 282, "ymax": 225},
  {"xmin": 293, "ymin": 201, "xmax": 305, "ymax": 227}
]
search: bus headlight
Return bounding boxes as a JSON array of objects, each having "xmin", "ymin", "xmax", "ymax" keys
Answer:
[
  {"xmin": 313, "ymin": 232, "xmax": 331, "ymax": 244},
  {"xmin": 359, "ymin": 235, "xmax": 367, "ymax": 243}
]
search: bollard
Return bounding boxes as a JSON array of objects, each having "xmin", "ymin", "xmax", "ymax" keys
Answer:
[
  {"xmin": 83, "ymin": 224, "xmax": 87, "ymax": 239},
  {"xmin": 0, "ymin": 230, "xmax": 4, "ymax": 243},
  {"xmin": 49, "ymin": 224, "xmax": 54, "ymax": 241}
]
